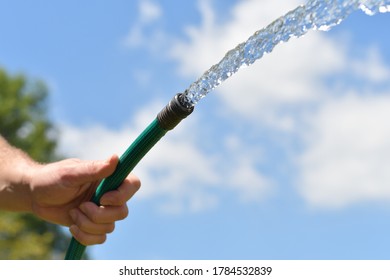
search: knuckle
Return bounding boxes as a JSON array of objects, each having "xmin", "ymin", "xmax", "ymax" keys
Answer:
[
  {"xmin": 80, "ymin": 203, "xmax": 98, "ymax": 223},
  {"xmin": 71, "ymin": 214, "xmax": 81, "ymax": 227},
  {"xmin": 113, "ymin": 194, "xmax": 127, "ymax": 206},
  {"xmin": 84, "ymin": 204, "xmax": 101, "ymax": 223},
  {"xmin": 71, "ymin": 227, "xmax": 89, "ymax": 246},
  {"xmin": 132, "ymin": 176, "xmax": 141, "ymax": 190},
  {"xmin": 106, "ymin": 223, "xmax": 115, "ymax": 234},
  {"xmin": 71, "ymin": 224, "xmax": 107, "ymax": 246},
  {"xmin": 58, "ymin": 159, "xmax": 80, "ymax": 178},
  {"xmin": 96, "ymin": 234, "xmax": 107, "ymax": 245},
  {"xmin": 86, "ymin": 161, "xmax": 100, "ymax": 175},
  {"xmin": 75, "ymin": 232, "xmax": 107, "ymax": 246},
  {"xmin": 90, "ymin": 210, "xmax": 101, "ymax": 223},
  {"xmin": 78, "ymin": 237, "xmax": 91, "ymax": 246},
  {"xmin": 118, "ymin": 206, "xmax": 129, "ymax": 220}
]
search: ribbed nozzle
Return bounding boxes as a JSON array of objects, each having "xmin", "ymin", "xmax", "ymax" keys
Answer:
[{"xmin": 157, "ymin": 93, "xmax": 194, "ymax": 131}]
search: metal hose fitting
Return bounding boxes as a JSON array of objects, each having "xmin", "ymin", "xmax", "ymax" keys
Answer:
[{"xmin": 157, "ymin": 93, "xmax": 194, "ymax": 131}]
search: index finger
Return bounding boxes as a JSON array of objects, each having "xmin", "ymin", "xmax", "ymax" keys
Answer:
[{"xmin": 99, "ymin": 174, "xmax": 141, "ymax": 206}]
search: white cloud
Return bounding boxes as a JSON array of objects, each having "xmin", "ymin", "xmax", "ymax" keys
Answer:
[
  {"xmin": 350, "ymin": 46, "xmax": 390, "ymax": 83},
  {"xmin": 298, "ymin": 93, "xmax": 390, "ymax": 208},
  {"xmin": 123, "ymin": 0, "xmax": 163, "ymax": 48},
  {"xmin": 139, "ymin": 0, "xmax": 162, "ymax": 24}
]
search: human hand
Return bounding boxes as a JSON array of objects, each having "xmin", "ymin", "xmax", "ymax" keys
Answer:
[{"xmin": 28, "ymin": 155, "xmax": 141, "ymax": 245}]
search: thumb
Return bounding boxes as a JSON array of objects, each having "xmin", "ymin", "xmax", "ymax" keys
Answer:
[{"xmin": 71, "ymin": 154, "xmax": 119, "ymax": 184}]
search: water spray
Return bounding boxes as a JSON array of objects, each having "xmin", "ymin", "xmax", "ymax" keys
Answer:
[{"xmin": 65, "ymin": 0, "xmax": 389, "ymax": 259}]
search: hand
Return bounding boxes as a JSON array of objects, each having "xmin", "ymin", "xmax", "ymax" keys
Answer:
[{"xmin": 28, "ymin": 155, "xmax": 141, "ymax": 245}]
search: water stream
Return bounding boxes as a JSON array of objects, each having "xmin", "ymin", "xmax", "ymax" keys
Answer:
[{"xmin": 181, "ymin": 0, "xmax": 390, "ymax": 108}]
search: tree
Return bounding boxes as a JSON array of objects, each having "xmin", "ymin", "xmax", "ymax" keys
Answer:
[{"xmin": 0, "ymin": 68, "xmax": 70, "ymax": 259}]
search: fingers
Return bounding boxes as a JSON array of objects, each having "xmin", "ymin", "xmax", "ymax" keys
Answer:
[
  {"xmin": 69, "ymin": 207, "xmax": 116, "ymax": 234},
  {"xmin": 69, "ymin": 202, "xmax": 128, "ymax": 246},
  {"xmin": 69, "ymin": 224, "xmax": 108, "ymax": 245},
  {"xmin": 81, "ymin": 202, "xmax": 129, "ymax": 223},
  {"xmin": 100, "ymin": 174, "xmax": 141, "ymax": 206},
  {"xmin": 68, "ymin": 173, "xmax": 140, "ymax": 246}
]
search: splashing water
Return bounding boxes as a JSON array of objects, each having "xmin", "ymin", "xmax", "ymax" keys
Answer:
[{"xmin": 182, "ymin": 0, "xmax": 390, "ymax": 108}]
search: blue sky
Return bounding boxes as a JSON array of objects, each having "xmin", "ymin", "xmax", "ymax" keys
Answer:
[{"xmin": 1, "ymin": 0, "xmax": 390, "ymax": 260}]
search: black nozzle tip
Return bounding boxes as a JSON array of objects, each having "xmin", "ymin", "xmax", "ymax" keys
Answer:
[{"xmin": 157, "ymin": 93, "xmax": 194, "ymax": 131}]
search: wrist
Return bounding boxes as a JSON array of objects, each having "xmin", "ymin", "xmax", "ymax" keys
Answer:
[
  {"xmin": 0, "ymin": 137, "xmax": 41, "ymax": 213},
  {"xmin": 18, "ymin": 160, "xmax": 41, "ymax": 213},
  {"xmin": 0, "ymin": 155, "xmax": 40, "ymax": 213}
]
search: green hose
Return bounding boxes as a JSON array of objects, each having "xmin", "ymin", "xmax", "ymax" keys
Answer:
[
  {"xmin": 64, "ymin": 94, "xmax": 193, "ymax": 260},
  {"xmin": 64, "ymin": 118, "xmax": 166, "ymax": 259}
]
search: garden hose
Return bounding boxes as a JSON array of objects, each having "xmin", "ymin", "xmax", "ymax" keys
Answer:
[{"xmin": 64, "ymin": 93, "xmax": 194, "ymax": 260}]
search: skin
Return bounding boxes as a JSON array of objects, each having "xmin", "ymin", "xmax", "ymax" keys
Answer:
[{"xmin": 0, "ymin": 136, "xmax": 141, "ymax": 246}]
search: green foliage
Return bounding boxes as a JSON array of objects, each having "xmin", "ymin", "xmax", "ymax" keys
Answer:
[
  {"xmin": 0, "ymin": 212, "xmax": 55, "ymax": 259},
  {"xmin": 0, "ymin": 69, "xmax": 58, "ymax": 162},
  {"xmin": 0, "ymin": 68, "xmax": 70, "ymax": 259}
]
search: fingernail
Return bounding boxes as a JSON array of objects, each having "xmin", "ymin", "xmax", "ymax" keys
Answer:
[{"xmin": 69, "ymin": 224, "xmax": 80, "ymax": 237}]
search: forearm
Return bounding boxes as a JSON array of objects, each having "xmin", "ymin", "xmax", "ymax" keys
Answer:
[{"xmin": 0, "ymin": 136, "xmax": 37, "ymax": 212}]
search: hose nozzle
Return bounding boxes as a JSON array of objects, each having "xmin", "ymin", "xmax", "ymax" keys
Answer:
[{"xmin": 157, "ymin": 93, "xmax": 194, "ymax": 131}]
